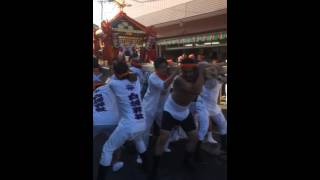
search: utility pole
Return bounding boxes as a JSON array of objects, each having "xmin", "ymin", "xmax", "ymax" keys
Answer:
[{"xmin": 97, "ymin": 0, "xmax": 110, "ymax": 21}]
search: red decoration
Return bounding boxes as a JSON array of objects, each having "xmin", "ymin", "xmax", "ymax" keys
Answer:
[
  {"xmin": 94, "ymin": 12, "xmax": 158, "ymax": 64},
  {"xmin": 101, "ymin": 20, "xmax": 115, "ymax": 63}
]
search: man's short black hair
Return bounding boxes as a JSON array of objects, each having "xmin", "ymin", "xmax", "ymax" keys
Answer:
[
  {"xmin": 180, "ymin": 57, "xmax": 198, "ymax": 64},
  {"xmin": 210, "ymin": 51, "xmax": 218, "ymax": 60},
  {"xmin": 154, "ymin": 57, "xmax": 167, "ymax": 69},
  {"xmin": 113, "ymin": 59, "xmax": 137, "ymax": 82},
  {"xmin": 93, "ymin": 63, "xmax": 101, "ymax": 69},
  {"xmin": 113, "ymin": 60, "xmax": 129, "ymax": 75}
]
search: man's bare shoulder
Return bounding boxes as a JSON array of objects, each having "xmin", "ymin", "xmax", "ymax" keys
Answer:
[
  {"xmin": 174, "ymin": 75, "xmax": 183, "ymax": 82},
  {"xmin": 173, "ymin": 76, "xmax": 191, "ymax": 90}
]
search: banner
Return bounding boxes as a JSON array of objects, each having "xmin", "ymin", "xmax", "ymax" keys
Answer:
[{"xmin": 157, "ymin": 31, "xmax": 227, "ymax": 46}]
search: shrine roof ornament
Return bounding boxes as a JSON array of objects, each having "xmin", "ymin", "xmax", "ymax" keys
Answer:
[
  {"xmin": 101, "ymin": 0, "xmax": 156, "ymax": 36},
  {"xmin": 112, "ymin": 0, "xmax": 132, "ymax": 12}
]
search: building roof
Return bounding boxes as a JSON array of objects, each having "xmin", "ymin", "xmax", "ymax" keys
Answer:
[
  {"xmin": 133, "ymin": 0, "xmax": 226, "ymax": 27},
  {"xmin": 109, "ymin": 11, "xmax": 148, "ymax": 32},
  {"xmin": 124, "ymin": 0, "xmax": 193, "ymax": 18}
]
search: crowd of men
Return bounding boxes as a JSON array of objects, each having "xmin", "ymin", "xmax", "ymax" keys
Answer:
[{"xmin": 93, "ymin": 53, "xmax": 227, "ymax": 180}]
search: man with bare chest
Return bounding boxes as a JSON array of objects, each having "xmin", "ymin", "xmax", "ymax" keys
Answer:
[{"xmin": 149, "ymin": 58, "xmax": 207, "ymax": 179}]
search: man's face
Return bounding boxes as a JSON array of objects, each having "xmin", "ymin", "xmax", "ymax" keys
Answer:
[
  {"xmin": 212, "ymin": 60, "xmax": 218, "ymax": 64},
  {"xmin": 189, "ymin": 54, "xmax": 195, "ymax": 60},
  {"xmin": 156, "ymin": 63, "xmax": 168, "ymax": 75},
  {"xmin": 198, "ymin": 54, "xmax": 204, "ymax": 61}
]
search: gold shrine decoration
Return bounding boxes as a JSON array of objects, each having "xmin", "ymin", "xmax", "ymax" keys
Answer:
[
  {"xmin": 113, "ymin": 0, "xmax": 132, "ymax": 12},
  {"xmin": 118, "ymin": 36, "xmax": 144, "ymax": 46}
]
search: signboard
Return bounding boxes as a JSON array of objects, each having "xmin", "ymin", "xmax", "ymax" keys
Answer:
[
  {"xmin": 118, "ymin": 36, "xmax": 144, "ymax": 46},
  {"xmin": 157, "ymin": 31, "xmax": 227, "ymax": 46}
]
